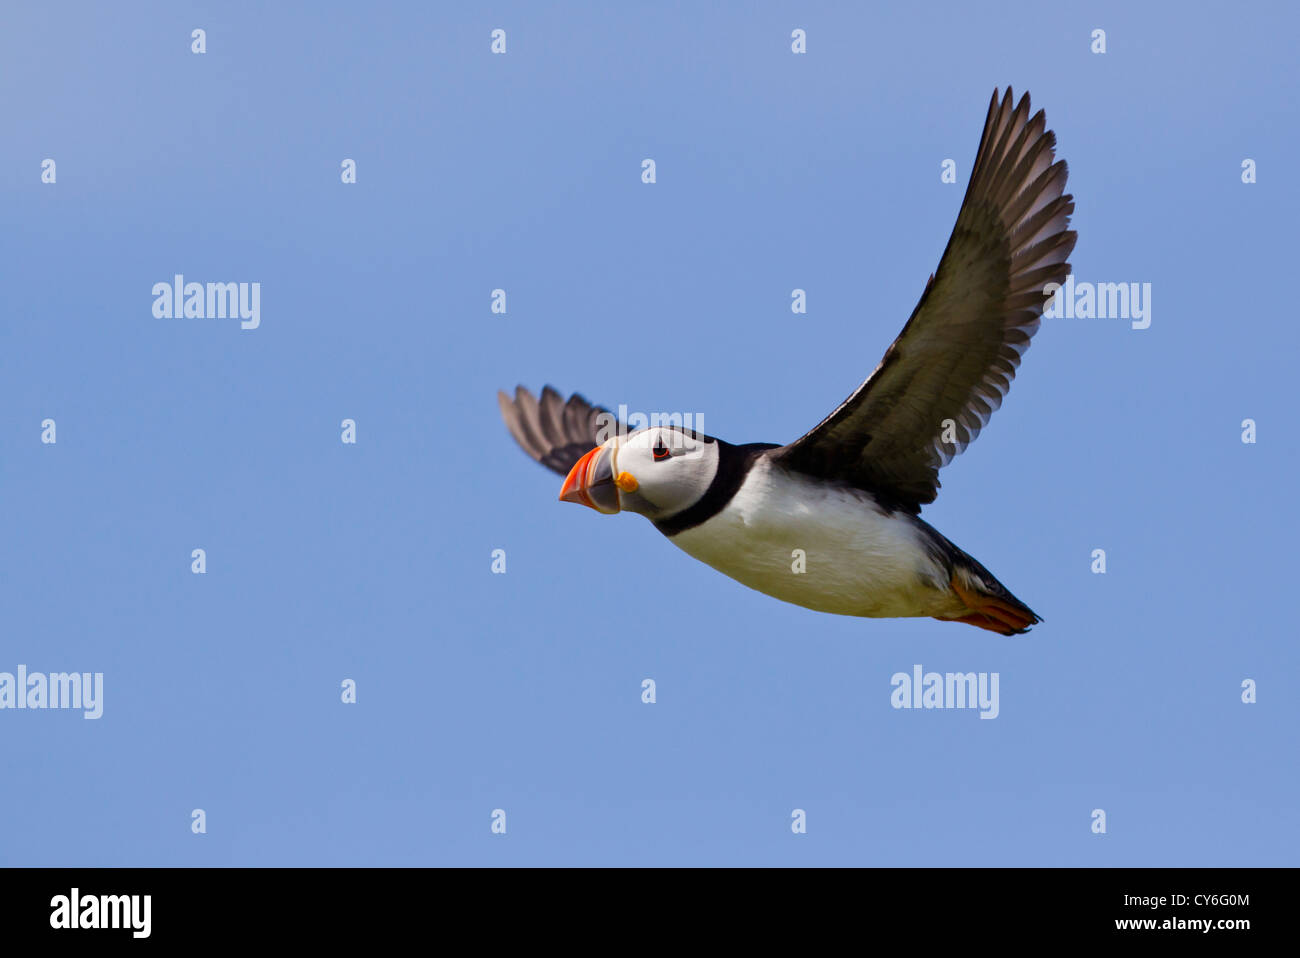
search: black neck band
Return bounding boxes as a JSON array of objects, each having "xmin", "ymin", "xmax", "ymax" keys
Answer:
[{"xmin": 652, "ymin": 441, "xmax": 777, "ymax": 537}]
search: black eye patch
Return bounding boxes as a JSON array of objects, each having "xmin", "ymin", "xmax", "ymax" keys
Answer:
[{"xmin": 652, "ymin": 438, "xmax": 671, "ymax": 461}]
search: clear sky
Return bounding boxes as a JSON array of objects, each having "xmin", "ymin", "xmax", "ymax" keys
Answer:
[{"xmin": 2, "ymin": 1, "xmax": 1296, "ymax": 866}]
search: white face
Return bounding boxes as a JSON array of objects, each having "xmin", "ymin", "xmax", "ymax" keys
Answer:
[{"xmin": 610, "ymin": 427, "xmax": 719, "ymax": 520}]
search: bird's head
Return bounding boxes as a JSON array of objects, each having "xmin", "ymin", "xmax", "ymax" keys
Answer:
[{"xmin": 559, "ymin": 426, "xmax": 718, "ymax": 520}]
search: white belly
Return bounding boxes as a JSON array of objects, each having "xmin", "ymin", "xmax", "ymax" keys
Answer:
[{"xmin": 667, "ymin": 459, "xmax": 958, "ymax": 618}]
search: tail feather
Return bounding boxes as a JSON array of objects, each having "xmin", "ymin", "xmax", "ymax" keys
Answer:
[
  {"xmin": 944, "ymin": 567, "xmax": 1041, "ymax": 636},
  {"xmin": 913, "ymin": 516, "xmax": 1041, "ymax": 636}
]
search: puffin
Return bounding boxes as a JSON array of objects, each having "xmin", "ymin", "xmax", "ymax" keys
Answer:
[{"xmin": 498, "ymin": 87, "xmax": 1075, "ymax": 635}]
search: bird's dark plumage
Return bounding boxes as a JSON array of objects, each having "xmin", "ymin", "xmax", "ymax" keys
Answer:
[
  {"xmin": 771, "ymin": 87, "xmax": 1076, "ymax": 513},
  {"xmin": 497, "ymin": 386, "xmax": 619, "ymax": 477}
]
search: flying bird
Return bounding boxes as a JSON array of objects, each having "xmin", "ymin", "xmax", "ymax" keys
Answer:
[{"xmin": 499, "ymin": 87, "xmax": 1075, "ymax": 635}]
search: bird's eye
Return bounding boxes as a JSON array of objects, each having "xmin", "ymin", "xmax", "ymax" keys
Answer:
[{"xmin": 652, "ymin": 438, "xmax": 671, "ymax": 461}]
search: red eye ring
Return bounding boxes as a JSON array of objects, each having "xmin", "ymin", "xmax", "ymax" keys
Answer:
[{"xmin": 652, "ymin": 439, "xmax": 671, "ymax": 461}]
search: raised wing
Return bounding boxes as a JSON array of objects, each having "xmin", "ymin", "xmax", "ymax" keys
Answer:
[
  {"xmin": 773, "ymin": 87, "xmax": 1076, "ymax": 513},
  {"xmin": 498, "ymin": 385, "xmax": 618, "ymax": 477}
]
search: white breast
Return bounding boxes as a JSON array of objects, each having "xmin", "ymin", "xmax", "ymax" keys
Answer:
[{"xmin": 667, "ymin": 458, "xmax": 957, "ymax": 618}]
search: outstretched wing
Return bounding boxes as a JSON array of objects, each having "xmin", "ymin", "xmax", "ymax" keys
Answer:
[
  {"xmin": 773, "ymin": 87, "xmax": 1076, "ymax": 514},
  {"xmin": 497, "ymin": 385, "xmax": 618, "ymax": 477}
]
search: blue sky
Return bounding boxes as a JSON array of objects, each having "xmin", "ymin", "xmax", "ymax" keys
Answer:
[{"xmin": 2, "ymin": 1, "xmax": 1296, "ymax": 865}]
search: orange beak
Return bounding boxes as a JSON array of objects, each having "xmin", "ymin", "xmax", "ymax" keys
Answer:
[{"xmin": 559, "ymin": 444, "xmax": 622, "ymax": 514}]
